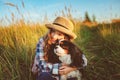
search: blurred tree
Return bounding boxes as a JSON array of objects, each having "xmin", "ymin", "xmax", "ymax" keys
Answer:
[{"xmin": 84, "ymin": 11, "xmax": 91, "ymax": 22}]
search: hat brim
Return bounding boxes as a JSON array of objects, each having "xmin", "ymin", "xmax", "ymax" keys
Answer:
[{"xmin": 45, "ymin": 24, "xmax": 77, "ymax": 39}]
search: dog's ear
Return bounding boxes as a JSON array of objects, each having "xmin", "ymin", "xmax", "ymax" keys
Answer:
[
  {"xmin": 69, "ymin": 43, "xmax": 84, "ymax": 67},
  {"xmin": 46, "ymin": 44, "xmax": 61, "ymax": 64}
]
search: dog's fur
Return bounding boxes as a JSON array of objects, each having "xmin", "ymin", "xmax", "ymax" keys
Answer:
[{"xmin": 46, "ymin": 40, "xmax": 85, "ymax": 80}]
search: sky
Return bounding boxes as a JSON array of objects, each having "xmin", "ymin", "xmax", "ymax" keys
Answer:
[{"xmin": 0, "ymin": 0, "xmax": 120, "ymax": 25}]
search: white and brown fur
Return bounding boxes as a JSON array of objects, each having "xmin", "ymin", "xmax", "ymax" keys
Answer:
[{"xmin": 46, "ymin": 40, "xmax": 86, "ymax": 80}]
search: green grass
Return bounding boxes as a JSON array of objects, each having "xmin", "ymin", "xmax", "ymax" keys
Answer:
[{"xmin": 76, "ymin": 23, "xmax": 120, "ymax": 80}]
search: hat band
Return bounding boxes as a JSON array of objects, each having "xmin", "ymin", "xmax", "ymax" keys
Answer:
[{"xmin": 53, "ymin": 23, "xmax": 68, "ymax": 30}]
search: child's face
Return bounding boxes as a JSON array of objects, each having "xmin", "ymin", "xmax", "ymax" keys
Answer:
[{"xmin": 49, "ymin": 29, "xmax": 65, "ymax": 44}]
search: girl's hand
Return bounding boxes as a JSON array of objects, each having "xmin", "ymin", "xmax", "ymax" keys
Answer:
[
  {"xmin": 59, "ymin": 65, "xmax": 77, "ymax": 75},
  {"xmin": 32, "ymin": 64, "xmax": 39, "ymax": 75}
]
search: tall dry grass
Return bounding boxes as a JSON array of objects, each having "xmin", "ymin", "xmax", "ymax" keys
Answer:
[
  {"xmin": 0, "ymin": 22, "xmax": 47, "ymax": 80},
  {"xmin": 1, "ymin": 21, "xmax": 120, "ymax": 80}
]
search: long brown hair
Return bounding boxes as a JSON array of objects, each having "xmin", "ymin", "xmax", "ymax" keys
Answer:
[{"xmin": 43, "ymin": 28, "xmax": 71, "ymax": 63}]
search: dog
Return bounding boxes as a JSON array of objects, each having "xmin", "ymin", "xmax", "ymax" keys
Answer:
[
  {"xmin": 53, "ymin": 40, "xmax": 86, "ymax": 80},
  {"xmin": 45, "ymin": 39, "xmax": 87, "ymax": 80}
]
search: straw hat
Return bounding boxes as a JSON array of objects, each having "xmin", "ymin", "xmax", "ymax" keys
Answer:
[{"xmin": 45, "ymin": 17, "xmax": 77, "ymax": 39}]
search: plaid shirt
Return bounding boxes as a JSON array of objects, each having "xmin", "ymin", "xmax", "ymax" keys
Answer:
[
  {"xmin": 32, "ymin": 37, "xmax": 60, "ymax": 79},
  {"xmin": 32, "ymin": 37, "xmax": 87, "ymax": 80}
]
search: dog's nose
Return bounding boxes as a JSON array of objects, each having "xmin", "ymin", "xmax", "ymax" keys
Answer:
[{"xmin": 55, "ymin": 46, "xmax": 58, "ymax": 49}]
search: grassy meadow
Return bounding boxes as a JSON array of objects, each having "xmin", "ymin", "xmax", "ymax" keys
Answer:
[
  {"xmin": 0, "ymin": 19, "xmax": 120, "ymax": 80},
  {"xmin": 0, "ymin": 3, "xmax": 120, "ymax": 80},
  {"xmin": 0, "ymin": 23, "xmax": 47, "ymax": 80},
  {"xmin": 76, "ymin": 23, "xmax": 120, "ymax": 80}
]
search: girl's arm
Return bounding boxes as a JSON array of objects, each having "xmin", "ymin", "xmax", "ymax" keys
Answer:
[{"xmin": 59, "ymin": 54, "xmax": 87, "ymax": 75}]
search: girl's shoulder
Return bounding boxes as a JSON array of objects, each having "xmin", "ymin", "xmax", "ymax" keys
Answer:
[
  {"xmin": 38, "ymin": 36, "xmax": 46, "ymax": 43},
  {"xmin": 37, "ymin": 37, "xmax": 45, "ymax": 48},
  {"xmin": 39, "ymin": 37, "xmax": 44, "ymax": 42},
  {"xmin": 37, "ymin": 37, "xmax": 44, "ymax": 46}
]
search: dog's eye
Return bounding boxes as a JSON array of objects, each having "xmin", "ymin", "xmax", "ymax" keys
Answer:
[
  {"xmin": 63, "ymin": 47, "xmax": 68, "ymax": 50},
  {"xmin": 59, "ymin": 41, "xmax": 69, "ymax": 50},
  {"xmin": 61, "ymin": 45, "xmax": 68, "ymax": 50}
]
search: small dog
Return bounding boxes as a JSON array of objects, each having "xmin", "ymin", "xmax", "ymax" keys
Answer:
[{"xmin": 53, "ymin": 40, "xmax": 86, "ymax": 80}]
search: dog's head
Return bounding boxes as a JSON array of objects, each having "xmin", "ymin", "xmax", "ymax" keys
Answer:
[
  {"xmin": 54, "ymin": 40, "xmax": 84, "ymax": 67},
  {"xmin": 46, "ymin": 40, "xmax": 85, "ymax": 67},
  {"xmin": 54, "ymin": 40, "xmax": 70, "ymax": 57}
]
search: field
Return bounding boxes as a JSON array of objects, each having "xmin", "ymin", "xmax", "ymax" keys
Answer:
[
  {"xmin": 0, "ymin": 2, "xmax": 120, "ymax": 80},
  {"xmin": 0, "ymin": 20, "xmax": 120, "ymax": 80}
]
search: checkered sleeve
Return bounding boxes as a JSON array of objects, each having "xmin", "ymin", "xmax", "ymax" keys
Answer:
[{"xmin": 32, "ymin": 37, "xmax": 59, "ymax": 75}]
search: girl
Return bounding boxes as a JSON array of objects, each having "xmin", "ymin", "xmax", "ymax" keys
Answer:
[{"xmin": 32, "ymin": 17, "xmax": 87, "ymax": 80}]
